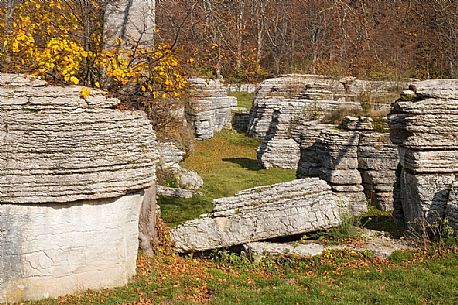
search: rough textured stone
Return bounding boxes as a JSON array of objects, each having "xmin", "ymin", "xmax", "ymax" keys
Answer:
[
  {"xmin": 157, "ymin": 186, "xmax": 193, "ymax": 199},
  {"xmin": 156, "ymin": 141, "xmax": 203, "ymax": 191},
  {"xmin": 227, "ymin": 83, "xmax": 257, "ymax": 94},
  {"xmin": 0, "ymin": 193, "xmax": 143, "ymax": 303},
  {"xmin": 231, "ymin": 107, "xmax": 251, "ymax": 133},
  {"xmin": 171, "ymin": 179, "xmax": 341, "ymax": 252},
  {"xmin": 446, "ymin": 183, "xmax": 458, "ymax": 231},
  {"xmin": 249, "ymin": 74, "xmax": 401, "ymax": 139},
  {"xmin": 297, "ymin": 124, "xmax": 399, "ymax": 211},
  {"xmin": 253, "ymin": 75, "xmax": 401, "ymax": 170},
  {"xmin": 0, "ymin": 74, "xmax": 158, "ymax": 302},
  {"xmin": 186, "ymin": 78, "xmax": 237, "ymax": 140},
  {"xmin": 389, "ymin": 80, "xmax": 458, "ymax": 230},
  {"xmin": 0, "ymin": 74, "xmax": 156, "ymax": 204}
]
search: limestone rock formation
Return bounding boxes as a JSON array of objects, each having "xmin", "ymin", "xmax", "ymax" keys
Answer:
[
  {"xmin": 389, "ymin": 79, "xmax": 458, "ymax": 230},
  {"xmin": 249, "ymin": 74, "xmax": 401, "ymax": 139},
  {"xmin": 0, "ymin": 74, "xmax": 158, "ymax": 302},
  {"xmin": 171, "ymin": 179, "xmax": 341, "ymax": 252},
  {"xmin": 156, "ymin": 141, "xmax": 203, "ymax": 191},
  {"xmin": 253, "ymin": 75, "xmax": 402, "ymax": 170},
  {"xmin": 296, "ymin": 118, "xmax": 399, "ymax": 212},
  {"xmin": 186, "ymin": 78, "xmax": 237, "ymax": 140}
]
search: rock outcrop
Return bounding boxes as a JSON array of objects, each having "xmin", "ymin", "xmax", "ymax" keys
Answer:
[
  {"xmin": 296, "ymin": 118, "xmax": 399, "ymax": 212},
  {"xmin": 389, "ymin": 80, "xmax": 458, "ymax": 230},
  {"xmin": 0, "ymin": 74, "xmax": 158, "ymax": 302},
  {"xmin": 186, "ymin": 78, "xmax": 237, "ymax": 140},
  {"xmin": 249, "ymin": 74, "xmax": 401, "ymax": 139},
  {"xmin": 253, "ymin": 75, "xmax": 401, "ymax": 169},
  {"xmin": 171, "ymin": 179, "xmax": 341, "ymax": 252}
]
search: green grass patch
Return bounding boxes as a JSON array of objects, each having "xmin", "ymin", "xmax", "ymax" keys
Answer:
[
  {"xmin": 228, "ymin": 92, "xmax": 255, "ymax": 109},
  {"xmin": 159, "ymin": 130, "xmax": 296, "ymax": 227},
  {"xmin": 28, "ymin": 249, "xmax": 458, "ymax": 305}
]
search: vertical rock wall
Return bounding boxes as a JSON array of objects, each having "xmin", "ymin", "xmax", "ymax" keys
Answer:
[
  {"xmin": 296, "ymin": 118, "xmax": 399, "ymax": 212},
  {"xmin": 389, "ymin": 80, "xmax": 458, "ymax": 230}
]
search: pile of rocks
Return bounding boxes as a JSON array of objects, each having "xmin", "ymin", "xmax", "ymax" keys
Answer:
[
  {"xmin": 389, "ymin": 80, "xmax": 458, "ymax": 230},
  {"xmin": 156, "ymin": 141, "xmax": 203, "ymax": 197},
  {"xmin": 0, "ymin": 74, "xmax": 158, "ymax": 302},
  {"xmin": 186, "ymin": 78, "xmax": 237, "ymax": 140},
  {"xmin": 171, "ymin": 179, "xmax": 341, "ymax": 252}
]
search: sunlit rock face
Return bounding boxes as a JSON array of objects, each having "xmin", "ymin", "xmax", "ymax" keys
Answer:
[
  {"xmin": 0, "ymin": 74, "xmax": 158, "ymax": 302},
  {"xmin": 389, "ymin": 79, "xmax": 458, "ymax": 231}
]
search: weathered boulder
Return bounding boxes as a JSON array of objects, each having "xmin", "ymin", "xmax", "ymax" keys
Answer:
[
  {"xmin": 171, "ymin": 179, "xmax": 341, "ymax": 252},
  {"xmin": 0, "ymin": 74, "xmax": 158, "ymax": 302},
  {"xmin": 156, "ymin": 141, "xmax": 203, "ymax": 191},
  {"xmin": 388, "ymin": 79, "xmax": 458, "ymax": 230},
  {"xmin": 186, "ymin": 78, "xmax": 237, "ymax": 140}
]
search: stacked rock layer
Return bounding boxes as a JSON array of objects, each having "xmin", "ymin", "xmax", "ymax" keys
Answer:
[
  {"xmin": 296, "ymin": 118, "xmax": 399, "ymax": 212},
  {"xmin": 253, "ymin": 74, "xmax": 401, "ymax": 169},
  {"xmin": 171, "ymin": 179, "xmax": 341, "ymax": 252},
  {"xmin": 186, "ymin": 78, "xmax": 237, "ymax": 140},
  {"xmin": 388, "ymin": 80, "xmax": 458, "ymax": 230},
  {"xmin": 0, "ymin": 74, "xmax": 157, "ymax": 302}
]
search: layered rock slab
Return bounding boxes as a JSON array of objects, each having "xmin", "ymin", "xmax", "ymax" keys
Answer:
[
  {"xmin": 171, "ymin": 179, "xmax": 341, "ymax": 252},
  {"xmin": 186, "ymin": 78, "xmax": 237, "ymax": 140},
  {"xmin": 389, "ymin": 79, "xmax": 458, "ymax": 230},
  {"xmin": 0, "ymin": 74, "xmax": 157, "ymax": 302}
]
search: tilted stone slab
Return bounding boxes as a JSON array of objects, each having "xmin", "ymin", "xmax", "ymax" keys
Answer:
[{"xmin": 171, "ymin": 179, "xmax": 341, "ymax": 252}]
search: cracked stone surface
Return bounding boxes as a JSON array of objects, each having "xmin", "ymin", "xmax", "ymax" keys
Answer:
[
  {"xmin": 0, "ymin": 74, "xmax": 158, "ymax": 302},
  {"xmin": 171, "ymin": 179, "xmax": 341, "ymax": 252},
  {"xmin": 186, "ymin": 78, "xmax": 237, "ymax": 140},
  {"xmin": 389, "ymin": 79, "xmax": 458, "ymax": 230}
]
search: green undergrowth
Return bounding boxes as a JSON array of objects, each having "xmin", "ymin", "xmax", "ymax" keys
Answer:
[
  {"xmin": 228, "ymin": 92, "xmax": 255, "ymax": 109},
  {"xmin": 160, "ymin": 130, "xmax": 296, "ymax": 227},
  {"xmin": 27, "ymin": 247, "xmax": 458, "ymax": 305}
]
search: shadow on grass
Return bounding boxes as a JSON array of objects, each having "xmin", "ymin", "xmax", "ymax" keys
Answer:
[
  {"xmin": 360, "ymin": 215, "xmax": 405, "ymax": 239},
  {"xmin": 222, "ymin": 157, "xmax": 261, "ymax": 171}
]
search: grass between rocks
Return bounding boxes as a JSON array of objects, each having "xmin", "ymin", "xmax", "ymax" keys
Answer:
[
  {"xmin": 27, "ymin": 248, "xmax": 458, "ymax": 305},
  {"xmin": 159, "ymin": 130, "xmax": 296, "ymax": 227},
  {"xmin": 228, "ymin": 92, "xmax": 255, "ymax": 109},
  {"xmin": 21, "ymin": 129, "xmax": 458, "ymax": 305}
]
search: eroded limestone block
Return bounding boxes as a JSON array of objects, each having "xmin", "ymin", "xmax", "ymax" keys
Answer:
[
  {"xmin": 171, "ymin": 179, "xmax": 341, "ymax": 252},
  {"xmin": 446, "ymin": 183, "xmax": 458, "ymax": 231},
  {"xmin": 0, "ymin": 194, "xmax": 142, "ymax": 303},
  {"xmin": 186, "ymin": 78, "xmax": 237, "ymax": 140}
]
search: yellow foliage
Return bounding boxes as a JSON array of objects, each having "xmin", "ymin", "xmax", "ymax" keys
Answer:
[{"xmin": 0, "ymin": 0, "xmax": 187, "ymax": 100}]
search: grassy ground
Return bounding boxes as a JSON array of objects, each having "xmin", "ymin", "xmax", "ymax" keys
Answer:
[
  {"xmin": 160, "ymin": 130, "xmax": 296, "ymax": 227},
  {"xmin": 20, "ymin": 129, "xmax": 458, "ymax": 305},
  {"xmin": 228, "ymin": 92, "xmax": 255, "ymax": 109},
  {"xmin": 28, "ymin": 248, "xmax": 458, "ymax": 305}
]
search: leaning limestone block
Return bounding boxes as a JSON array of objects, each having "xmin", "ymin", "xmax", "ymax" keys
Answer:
[{"xmin": 171, "ymin": 179, "xmax": 341, "ymax": 252}]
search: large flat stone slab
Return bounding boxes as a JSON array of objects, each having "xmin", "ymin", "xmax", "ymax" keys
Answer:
[{"xmin": 171, "ymin": 179, "xmax": 341, "ymax": 252}]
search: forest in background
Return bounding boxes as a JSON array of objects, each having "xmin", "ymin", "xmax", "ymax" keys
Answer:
[
  {"xmin": 0, "ymin": 0, "xmax": 456, "ymax": 86},
  {"xmin": 156, "ymin": 0, "xmax": 457, "ymax": 81}
]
